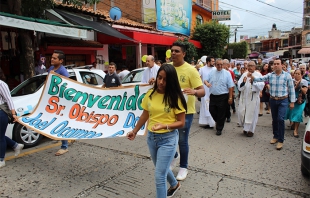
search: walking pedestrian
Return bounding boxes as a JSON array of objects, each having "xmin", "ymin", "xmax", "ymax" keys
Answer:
[
  {"xmin": 48, "ymin": 50, "xmax": 70, "ymax": 156},
  {"xmin": 169, "ymin": 42, "xmax": 205, "ymax": 181},
  {"xmin": 286, "ymin": 69, "xmax": 308, "ymax": 137},
  {"xmin": 198, "ymin": 56, "xmax": 215, "ymax": 128},
  {"xmin": 127, "ymin": 63, "xmax": 187, "ymax": 198},
  {"xmin": 0, "ymin": 68, "xmax": 24, "ymax": 168},
  {"xmin": 237, "ymin": 61, "xmax": 265, "ymax": 137},
  {"xmin": 204, "ymin": 58, "xmax": 235, "ymax": 135},
  {"xmin": 251, "ymin": 59, "xmax": 295, "ymax": 150},
  {"xmin": 142, "ymin": 55, "xmax": 160, "ymax": 84}
]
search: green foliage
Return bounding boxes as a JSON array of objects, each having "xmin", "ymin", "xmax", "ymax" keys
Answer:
[
  {"xmin": 223, "ymin": 41, "xmax": 248, "ymax": 59},
  {"xmin": 21, "ymin": 0, "xmax": 54, "ymax": 18},
  {"xmin": 62, "ymin": 0, "xmax": 100, "ymax": 7},
  {"xmin": 192, "ymin": 21, "xmax": 230, "ymax": 58},
  {"xmin": 174, "ymin": 38, "xmax": 198, "ymax": 63}
]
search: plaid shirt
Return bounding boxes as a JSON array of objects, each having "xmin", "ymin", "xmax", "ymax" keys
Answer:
[{"xmin": 254, "ymin": 71, "xmax": 295, "ymax": 102}]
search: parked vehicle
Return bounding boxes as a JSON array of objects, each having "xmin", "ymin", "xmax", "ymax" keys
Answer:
[
  {"xmin": 7, "ymin": 68, "xmax": 106, "ymax": 148},
  {"xmin": 301, "ymin": 119, "xmax": 310, "ymax": 177},
  {"xmin": 121, "ymin": 67, "xmax": 146, "ymax": 86}
]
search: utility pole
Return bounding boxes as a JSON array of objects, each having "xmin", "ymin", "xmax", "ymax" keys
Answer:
[{"xmin": 228, "ymin": 25, "xmax": 243, "ymax": 43}]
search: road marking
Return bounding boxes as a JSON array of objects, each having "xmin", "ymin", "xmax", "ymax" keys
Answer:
[{"xmin": 5, "ymin": 142, "xmax": 61, "ymax": 161}]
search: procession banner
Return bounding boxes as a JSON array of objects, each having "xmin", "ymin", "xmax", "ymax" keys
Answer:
[{"xmin": 17, "ymin": 72, "xmax": 152, "ymax": 140}]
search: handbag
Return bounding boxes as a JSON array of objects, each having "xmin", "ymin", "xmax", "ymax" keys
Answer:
[
  {"xmin": 296, "ymin": 90, "xmax": 306, "ymax": 105},
  {"xmin": 0, "ymin": 102, "xmax": 14, "ymax": 124}
]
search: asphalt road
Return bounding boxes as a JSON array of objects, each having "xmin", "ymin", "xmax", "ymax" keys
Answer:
[{"xmin": 2, "ymin": 103, "xmax": 310, "ymax": 198}]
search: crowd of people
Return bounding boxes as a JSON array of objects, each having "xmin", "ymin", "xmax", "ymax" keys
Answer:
[{"xmin": 2, "ymin": 44, "xmax": 310, "ymax": 197}]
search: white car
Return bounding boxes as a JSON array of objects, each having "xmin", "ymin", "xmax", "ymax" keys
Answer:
[
  {"xmin": 7, "ymin": 68, "xmax": 106, "ymax": 148},
  {"xmin": 121, "ymin": 67, "xmax": 146, "ymax": 86},
  {"xmin": 301, "ymin": 119, "xmax": 310, "ymax": 177}
]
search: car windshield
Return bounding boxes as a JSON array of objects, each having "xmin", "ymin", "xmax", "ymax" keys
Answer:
[
  {"xmin": 11, "ymin": 75, "xmax": 47, "ymax": 97},
  {"xmin": 122, "ymin": 69, "xmax": 144, "ymax": 84}
]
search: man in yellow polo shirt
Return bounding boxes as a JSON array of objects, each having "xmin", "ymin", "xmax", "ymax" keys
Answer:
[{"xmin": 169, "ymin": 42, "xmax": 205, "ymax": 181}]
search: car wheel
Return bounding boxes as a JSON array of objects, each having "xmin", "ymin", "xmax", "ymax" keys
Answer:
[
  {"xmin": 13, "ymin": 123, "xmax": 43, "ymax": 148},
  {"xmin": 301, "ymin": 164, "xmax": 310, "ymax": 177}
]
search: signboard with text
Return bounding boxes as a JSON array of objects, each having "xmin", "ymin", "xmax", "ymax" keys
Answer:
[
  {"xmin": 17, "ymin": 72, "xmax": 152, "ymax": 140},
  {"xmin": 212, "ymin": 10, "xmax": 231, "ymax": 21}
]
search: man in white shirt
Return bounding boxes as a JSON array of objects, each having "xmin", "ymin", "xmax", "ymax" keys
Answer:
[
  {"xmin": 118, "ymin": 65, "xmax": 130, "ymax": 81},
  {"xmin": 141, "ymin": 55, "xmax": 160, "ymax": 84}
]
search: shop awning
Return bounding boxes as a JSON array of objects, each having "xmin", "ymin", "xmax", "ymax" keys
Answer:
[
  {"xmin": 298, "ymin": 48, "xmax": 310, "ymax": 54},
  {"xmin": 54, "ymin": 9, "xmax": 136, "ymax": 42},
  {"xmin": 0, "ymin": 11, "xmax": 91, "ymax": 38},
  {"xmin": 97, "ymin": 29, "xmax": 202, "ymax": 48}
]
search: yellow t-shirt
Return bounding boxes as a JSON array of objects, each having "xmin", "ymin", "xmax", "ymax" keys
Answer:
[
  {"xmin": 174, "ymin": 62, "xmax": 203, "ymax": 114},
  {"xmin": 141, "ymin": 89, "xmax": 186, "ymax": 133}
]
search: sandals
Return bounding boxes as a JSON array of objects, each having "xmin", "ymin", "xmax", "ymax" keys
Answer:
[{"xmin": 55, "ymin": 149, "xmax": 68, "ymax": 156}]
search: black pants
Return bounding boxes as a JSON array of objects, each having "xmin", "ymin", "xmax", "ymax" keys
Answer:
[
  {"xmin": 210, "ymin": 94, "xmax": 229, "ymax": 131},
  {"xmin": 226, "ymin": 99, "xmax": 235, "ymax": 119}
]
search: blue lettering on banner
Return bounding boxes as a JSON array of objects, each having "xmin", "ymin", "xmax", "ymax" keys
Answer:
[
  {"xmin": 22, "ymin": 113, "xmax": 56, "ymax": 130},
  {"xmin": 123, "ymin": 112, "xmax": 145, "ymax": 130},
  {"xmin": 50, "ymin": 121, "xmax": 103, "ymax": 139}
]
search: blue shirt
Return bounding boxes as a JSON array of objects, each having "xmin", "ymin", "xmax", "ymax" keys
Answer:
[
  {"xmin": 253, "ymin": 71, "xmax": 295, "ymax": 102},
  {"xmin": 48, "ymin": 65, "xmax": 69, "ymax": 77},
  {"xmin": 205, "ymin": 68, "xmax": 235, "ymax": 95}
]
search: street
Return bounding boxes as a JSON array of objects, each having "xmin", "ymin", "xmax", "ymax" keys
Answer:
[{"xmin": 1, "ymin": 102, "xmax": 310, "ymax": 198}]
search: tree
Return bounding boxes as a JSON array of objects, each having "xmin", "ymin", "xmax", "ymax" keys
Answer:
[
  {"xmin": 174, "ymin": 38, "xmax": 198, "ymax": 63},
  {"xmin": 6, "ymin": 0, "xmax": 99, "ymax": 80},
  {"xmin": 192, "ymin": 21, "xmax": 230, "ymax": 58},
  {"xmin": 223, "ymin": 41, "xmax": 248, "ymax": 59}
]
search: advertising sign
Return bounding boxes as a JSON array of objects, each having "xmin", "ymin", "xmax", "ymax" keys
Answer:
[
  {"xmin": 212, "ymin": 10, "xmax": 231, "ymax": 21},
  {"xmin": 17, "ymin": 72, "xmax": 152, "ymax": 140},
  {"xmin": 156, "ymin": 0, "xmax": 192, "ymax": 36},
  {"xmin": 143, "ymin": 0, "xmax": 156, "ymax": 23}
]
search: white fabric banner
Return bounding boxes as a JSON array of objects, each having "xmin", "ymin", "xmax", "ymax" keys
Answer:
[
  {"xmin": 0, "ymin": 15, "xmax": 87, "ymax": 38},
  {"xmin": 17, "ymin": 72, "xmax": 152, "ymax": 140}
]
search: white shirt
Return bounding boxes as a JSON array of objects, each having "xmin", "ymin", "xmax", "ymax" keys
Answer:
[
  {"xmin": 118, "ymin": 69, "xmax": 130, "ymax": 81},
  {"xmin": 141, "ymin": 64, "xmax": 160, "ymax": 83}
]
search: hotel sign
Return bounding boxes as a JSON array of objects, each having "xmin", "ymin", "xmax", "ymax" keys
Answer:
[{"xmin": 212, "ymin": 10, "xmax": 231, "ymax": 21}]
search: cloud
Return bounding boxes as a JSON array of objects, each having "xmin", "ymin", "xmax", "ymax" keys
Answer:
[{"xmin": 265, "ymin": 0, "xmax": 275, "ymax": 3}]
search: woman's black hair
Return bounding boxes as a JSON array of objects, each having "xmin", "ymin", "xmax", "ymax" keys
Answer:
[
  {"xmin": 260, "ymin": 63, "xmax": 271, "ymax": 73},
  {"xmin": 149, "ymin": 63, "xmax": 187, "ymax": 112}
]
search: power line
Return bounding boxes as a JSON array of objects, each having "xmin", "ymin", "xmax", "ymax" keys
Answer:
[
  {"xmin": 256, "ymin": 0, "xmax": 302, "ymax": 14},
  {"xmin": 219, "ymin": 1, "xmax": 301, "ymax": 25}
]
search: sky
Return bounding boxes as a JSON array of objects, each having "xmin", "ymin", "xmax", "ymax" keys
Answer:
[{"xmin": 218, "ymin": 0, "xmax": 303, "ymax": 42}]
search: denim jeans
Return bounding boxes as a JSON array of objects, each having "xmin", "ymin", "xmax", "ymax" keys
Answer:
[
  {"xmin": 175, "ymin": 114, "xmax": 194, "ymax": 168},
  {"xmin": 61, "ymin": 140, "xmax": 68, "ymax": 149},
  {"xmin": 0, "ymin": 110, "xmax": 17, "ymax": 161},
  {"xmin": 269, "ymin": 97, "xmax": 289, "ymax": 143},
  {"xmin": 147, "ymin": 130, "xmax": 178, "ymax": 198}
]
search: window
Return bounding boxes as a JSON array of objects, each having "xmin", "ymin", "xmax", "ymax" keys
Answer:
[
  {"xmin": 196, "ymin": 14, "xmax": 203, "ymax": 25},
  {"xmin": 80, "ymin": 72, "xmax": 104, "ymax": 86},
  {"xmin": 307, "ymin": 33, "xmax": 310, "ymax": 44}
]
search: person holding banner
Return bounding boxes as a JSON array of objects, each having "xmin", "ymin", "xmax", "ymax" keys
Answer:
[
  {"xmin": 48, "ymin": 50, "xmax": 70, "ymax": 156},
  {"xmin": 0, "ymin": 68, "xmax": 24, "ymax": 168},
  {"xmin": 127, "ymin": 64, "xmax": 187, "ymax": 198}
]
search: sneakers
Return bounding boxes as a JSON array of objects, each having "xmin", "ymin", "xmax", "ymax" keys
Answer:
[
  {"xmin": 276, "ymin": 142, "xmax": 283, "ymax": 150},
  {"xmin": 176, "ymin": 168, "xmax": 188, "ymax": 181},
  {"xmin": 0, "ymin": 161, "xmax": 5, "ymax": 168},
  {"xmin": 170, "ymin": 154, "xmax": 179, "ymax": 170},
  {"xmin": 14, "ymin": 144, "xmax": 24, "ymax": 156},
  {"xmin": 270, "ymin": 138, "xmax": 278, "ymax": 144},
  {"xmin": 167, "ymin": 182, "xmax": 181, "ymax": 198}
]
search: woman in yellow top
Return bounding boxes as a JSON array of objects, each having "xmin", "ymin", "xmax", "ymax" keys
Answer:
[{"xmin": 127, "ymin": 64, "xmax": 187, "ymax": 198}]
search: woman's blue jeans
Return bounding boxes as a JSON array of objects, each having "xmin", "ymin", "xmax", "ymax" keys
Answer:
[
  {"xmin": 147, "ymin": 130, "xmax": 179, "ymax": 198},
  {"xmin": 0, "ymin": 110, "xmax": 17, "ymax": 161}
]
